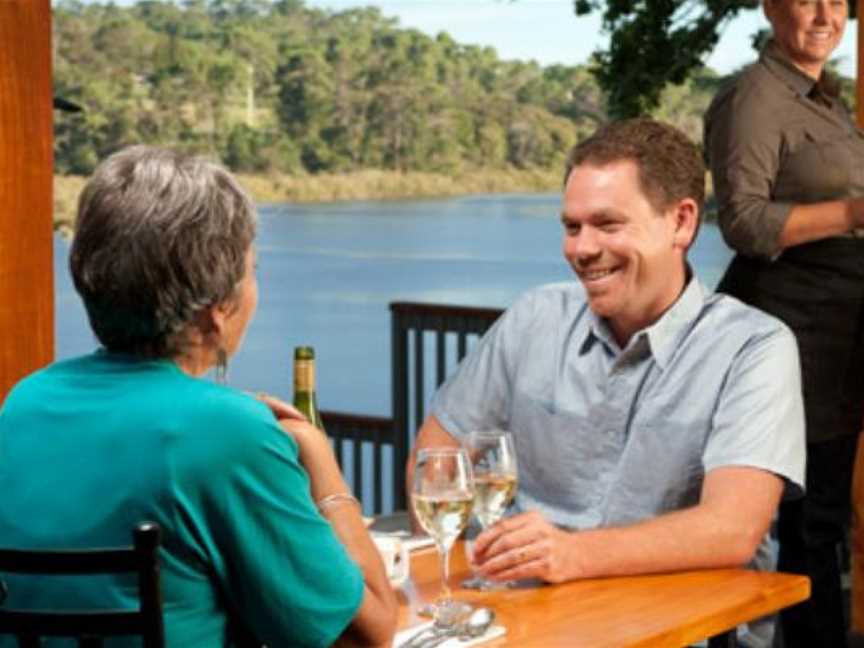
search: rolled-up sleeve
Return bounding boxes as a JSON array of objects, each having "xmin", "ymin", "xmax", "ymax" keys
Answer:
[{"xmin": 706, "ymin": 83, "xmax": 794, "ymax": 260}]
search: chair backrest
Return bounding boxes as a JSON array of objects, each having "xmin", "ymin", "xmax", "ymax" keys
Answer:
[
  {"xmin": 389, "ymin": 301, "xmax": 503, "ymax": 509},
  {"xmin": 321, "ymin": 302, "xmax": 503, "ymax": 514},
  {"xmin": 0, "ymin": 522, "xmax": 165, "ymax": 648}
]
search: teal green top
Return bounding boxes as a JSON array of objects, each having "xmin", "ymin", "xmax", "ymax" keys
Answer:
[{"xmin": 0, "ymin": 352, "xmax": 363, "ymax": 647}]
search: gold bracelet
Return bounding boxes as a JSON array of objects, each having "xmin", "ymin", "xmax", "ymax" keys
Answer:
[{"xmin": 316, "ymin": 492, "xmax": 360, "ymax": 514}]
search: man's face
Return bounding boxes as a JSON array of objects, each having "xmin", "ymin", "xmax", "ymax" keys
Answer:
[
  {"xmin": 765, "ymin": 0, "xmax": 847, "ymax": 76},
  {"xmin": 561, "ymin": 160, "xmax": 690, "ymax": 346}
]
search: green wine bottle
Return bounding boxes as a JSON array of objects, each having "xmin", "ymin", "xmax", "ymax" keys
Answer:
[{"xmin": 293, "ymin": 346, "xmax": 324, "ymax": 430}]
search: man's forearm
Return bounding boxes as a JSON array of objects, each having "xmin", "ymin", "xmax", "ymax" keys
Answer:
[
  {"xmin": 474, "ymin": 466, "xmax": 782, "ymax": 584},
  {"xmin": 563, "ymin": 504, "xmax": 765, "ymax": 580}
]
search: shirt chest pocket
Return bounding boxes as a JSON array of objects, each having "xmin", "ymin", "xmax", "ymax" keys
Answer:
[
  {"xmin": 509, "ymin": 390, "xmax": 623, "ymax": 521},
  {"xmin": 778, "ymin": 126, "xmax": 853, "ymax": 201}
]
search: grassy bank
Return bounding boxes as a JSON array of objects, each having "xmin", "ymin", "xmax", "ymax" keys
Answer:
[{"xmin": 54, "ymin": 168, "xmax": 562, "ymax": 232}]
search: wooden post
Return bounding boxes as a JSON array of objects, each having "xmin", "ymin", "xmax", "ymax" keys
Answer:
[
  {"xmin": 858, "ymin": 0, "xmax": 864, "ymax": 126},
  {"xmin": 0, "ymin": 0, "xmax": 54, "ymax": 402}
]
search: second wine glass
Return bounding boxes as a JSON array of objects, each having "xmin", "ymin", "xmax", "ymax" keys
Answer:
[
  {"xmin": 463, "ymin": 429, "xmax": 518, "ymax": 590},
  {"xmin": 411, "ymin": 447, "xmax": 475, "ymax": 626}
]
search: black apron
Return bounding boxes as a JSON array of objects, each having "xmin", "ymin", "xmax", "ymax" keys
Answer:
[{"xmin": 716, "ymin": 238, "xmax": 864, "ymax": 443}]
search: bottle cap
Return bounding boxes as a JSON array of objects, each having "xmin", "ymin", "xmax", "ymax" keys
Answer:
[{"xmin": 294, "ymin": 346, "xmax": 315, "ymax": 360}]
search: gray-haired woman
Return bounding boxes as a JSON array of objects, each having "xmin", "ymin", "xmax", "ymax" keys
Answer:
[{"xmin": 0, "ymin": 146, "xmax": 397, "ymax": 647}]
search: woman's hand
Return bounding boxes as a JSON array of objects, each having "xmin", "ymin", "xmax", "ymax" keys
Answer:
[{"xmin": 255, "ymin": 392, "xmax": 307, "ymax": 422}]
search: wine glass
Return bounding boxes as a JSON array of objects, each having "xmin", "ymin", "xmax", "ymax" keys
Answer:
[
  {"xmin": 411, "ymin": 447, "xmax": 475, "ymax": 626},
  {"xmin": 462, "ymin": 430, "xmax": 518, "ymax": 590}
]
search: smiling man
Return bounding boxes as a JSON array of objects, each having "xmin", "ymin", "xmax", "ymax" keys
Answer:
[{"xmin": 407, "ymin": 118, "xmax": 806, "ymax": 647}]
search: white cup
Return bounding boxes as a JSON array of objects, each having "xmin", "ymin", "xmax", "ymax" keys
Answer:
[{"xmin": 373, "ymin": 535, "xmax": 409, "ymax": 586}]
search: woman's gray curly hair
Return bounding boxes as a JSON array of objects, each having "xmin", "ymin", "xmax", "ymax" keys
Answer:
[{"xmin": 70, "ymin": 145, "xmax": 257, "ymax": 358}]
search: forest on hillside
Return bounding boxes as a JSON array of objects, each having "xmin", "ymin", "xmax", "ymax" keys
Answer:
[
  {"xmin": 53, "ymin": 0, "xmax": 757, "ymax": 179},
  {"xmin": 53, "ymin": 0, "xmax": 857, "ymax": 182}
]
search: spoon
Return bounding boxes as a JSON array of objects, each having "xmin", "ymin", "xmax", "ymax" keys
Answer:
[{"xmin": 458, "ymin": 607, "xmax": 495, "ymax": 641}]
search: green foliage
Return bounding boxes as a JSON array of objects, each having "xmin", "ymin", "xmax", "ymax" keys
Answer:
[
  {"xmin": 53, "ymin": 0, "xmax": 606, "ymax": 176},
  {"xmin": 575, "ymin": 0, "xmax": 760, "ymax": 118}
]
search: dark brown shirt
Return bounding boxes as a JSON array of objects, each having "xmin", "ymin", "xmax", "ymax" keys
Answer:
[{"xmin": 704, "ymin": 39, "xmax": 864, "ymax": 260}]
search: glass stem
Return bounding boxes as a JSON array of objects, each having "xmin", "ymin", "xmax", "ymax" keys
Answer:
[{"xmin": 438, "ymin": 546, "xmax": 452, "ymax": 602}]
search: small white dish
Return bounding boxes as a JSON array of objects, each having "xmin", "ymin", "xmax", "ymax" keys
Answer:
[{"xmin": 373, "ymin": 534, "xmax": 410, "ymax": 588}]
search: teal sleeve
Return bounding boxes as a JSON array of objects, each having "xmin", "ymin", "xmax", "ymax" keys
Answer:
[{"xmin": 173, "ymin": 397, "xmax": 364, "ymax": 648}]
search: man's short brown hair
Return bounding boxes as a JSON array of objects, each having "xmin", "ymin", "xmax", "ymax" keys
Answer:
[{"xmin": 564, "ymin": 118, "xmax": 705, "ymax": 218}]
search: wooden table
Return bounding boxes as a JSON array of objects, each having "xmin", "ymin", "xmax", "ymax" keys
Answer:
[{"xmin": 397, "ymin": 542, "xmax": 810, "ymax": 647}]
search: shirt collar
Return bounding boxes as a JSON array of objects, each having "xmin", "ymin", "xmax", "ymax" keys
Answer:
[
  {"xmin": 760, "ymin": 38, "xmax": 840, "ymax": 104},
  {"xmin": 643, "ymin": 276, "xmax": 705, "ymax": 370},
  {"xmin": 581, "ymin": 274, "xmax": 707, "ymax": 370}
]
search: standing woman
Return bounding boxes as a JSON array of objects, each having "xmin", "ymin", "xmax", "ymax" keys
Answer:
[{"xmin": 704, "ymin": 1, "xmax": 864, "ymax": 645}]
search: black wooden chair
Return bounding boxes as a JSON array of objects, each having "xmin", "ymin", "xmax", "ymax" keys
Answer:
[
  {"xmin": 322, "ymin": 301, "xmax": 504, "ymax": 514},
  {"xmin": 389, "ymin": 301, "xmax": 503, "ymax": 509},
  {"xmin": 0, "ymin": 521, "xmax": 165, "ymax": 648}
]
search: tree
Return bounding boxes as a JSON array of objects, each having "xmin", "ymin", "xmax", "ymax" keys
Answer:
[
  {"xmin": 576, "ymin": 0, "xmax": 859, "ymax": 119},
  {"xmin": 574, "ymin": 0, "xmax": 758, "ymax": 118}
]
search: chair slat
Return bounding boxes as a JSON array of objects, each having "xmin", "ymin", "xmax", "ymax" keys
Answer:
[
  {"xmin": 413, "ymin": 328, "xmax": 424, "ymax": 432},
  {"xmin": 0, "ymin": 523, "xmax": 165, "ymax": 648},
  {"xmin": 0, "ymin": 550, "xmax": 138, "ymax": 575}
]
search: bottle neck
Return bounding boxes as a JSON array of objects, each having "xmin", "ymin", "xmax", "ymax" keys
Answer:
[{"xmin": 294, "ymin": 358, "xmax": 316, "ymax": 393}]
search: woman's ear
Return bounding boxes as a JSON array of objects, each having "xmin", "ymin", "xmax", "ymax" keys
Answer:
[
  {"xmin": 763, "ymin": 0, "xmax": 778, "ymax": 25},
  {"xmin": 671, "ymin": 198, "xmax": 699, "ymax": 251},
  {"xmin": 188, "ymin": 304, "xmax": 221, "ymax": 347}
]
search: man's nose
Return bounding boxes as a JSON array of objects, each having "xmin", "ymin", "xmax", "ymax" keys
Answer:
[
  {"xmin": 570, "ymin": 227, "xmax": 601, "ymax": 259},
  {"xmin": 814, "ymin": 0, "xmax": 829, "ymax": 22}
]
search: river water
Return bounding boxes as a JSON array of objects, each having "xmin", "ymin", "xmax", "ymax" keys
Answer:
[{"xmin": 55, "ymin": 192, "xmax": 734, "ymax": 417}]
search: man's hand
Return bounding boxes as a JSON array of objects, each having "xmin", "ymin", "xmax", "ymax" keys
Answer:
[{"xmin": 471, "ymin": 511, "xmax": 578, "ymax": 584}]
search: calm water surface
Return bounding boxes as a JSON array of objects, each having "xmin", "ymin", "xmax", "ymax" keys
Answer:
[{"xmin": 55, "ymin": 193, "xmax": 734, "ymax": 416}]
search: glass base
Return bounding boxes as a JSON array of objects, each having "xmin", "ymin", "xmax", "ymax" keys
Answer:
[
  {"xmin": 417, "ymin": 599, "xmax": 473, "ymax": 627},
  {"xmin": 461, "ymin": 575, "xmax": 512, "ymax": 591}
]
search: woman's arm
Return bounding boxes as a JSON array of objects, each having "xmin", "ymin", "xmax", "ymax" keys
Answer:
[
  {"xmin": 280, "ymin": 417, "xmax": 398, "ymax": 647},
  {"xmin": 778, "ymin": 199, "xmax": 864, "ymax": 249},
  {"xmin": 706, "ymin": 80, "xmax": 864, "ymax": 258}
]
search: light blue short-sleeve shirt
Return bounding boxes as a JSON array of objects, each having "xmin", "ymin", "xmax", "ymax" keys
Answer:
[{"xmin": 432, "ymin": 276, "xmax": 805, "ymax": 552}]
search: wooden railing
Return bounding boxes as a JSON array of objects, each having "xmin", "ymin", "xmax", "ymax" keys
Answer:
[{"xmin": 322, "ymin": 302, "xmax": 502, "ymax": 514}]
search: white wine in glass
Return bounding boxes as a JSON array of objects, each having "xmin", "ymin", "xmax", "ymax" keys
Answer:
[
  {"xmin": 411, "ymin": 447, "xmax": 475, "ymax": 626},
  {"xmin": 463, "ymin": 430, "xmax": 518, "ymax": 590}
]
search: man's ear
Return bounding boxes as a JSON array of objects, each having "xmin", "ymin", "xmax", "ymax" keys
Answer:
[{"xmin": 671, "ymin": 198, "xmax": 699, "ymax": 251}]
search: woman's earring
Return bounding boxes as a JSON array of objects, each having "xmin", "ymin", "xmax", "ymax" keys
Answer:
[{"xmin": 215, "ymin": 348, "xmax": 228, "ymax": 385}]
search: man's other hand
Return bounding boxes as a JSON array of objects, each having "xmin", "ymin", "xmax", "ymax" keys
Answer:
[{"xmin": 471, "ymin": 511, "xmax": 578, "ymax": 584}]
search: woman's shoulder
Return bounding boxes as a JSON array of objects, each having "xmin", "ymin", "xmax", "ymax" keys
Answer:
[
  {"xmin": 709, "ymin": 61, "xmax": 787, "ymax": 117},
  {"xmin": 170, "ymin": 380, "xmax": 283, "ymax": 439}
]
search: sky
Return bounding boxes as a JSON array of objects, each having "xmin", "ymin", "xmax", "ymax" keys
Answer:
[
  {"xmin": 308, "ymin": 0, "xmax": 859, "ymax": 77},
  {"xmin": 73, "ymin": 0, "xmax": 860, "ymax": 77}
]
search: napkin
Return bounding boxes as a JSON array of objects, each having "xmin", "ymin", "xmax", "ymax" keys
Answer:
[
  {"xmin": 370, "ymin": 531, "xmax": 435, "ymax": 553},
  {"xmin": 402, "ymin": 535, "xmax": 435, "ymax": 552},
  {"xmin": 394, "ymin": 621, "xmax": 506, "ymax": 647}
]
